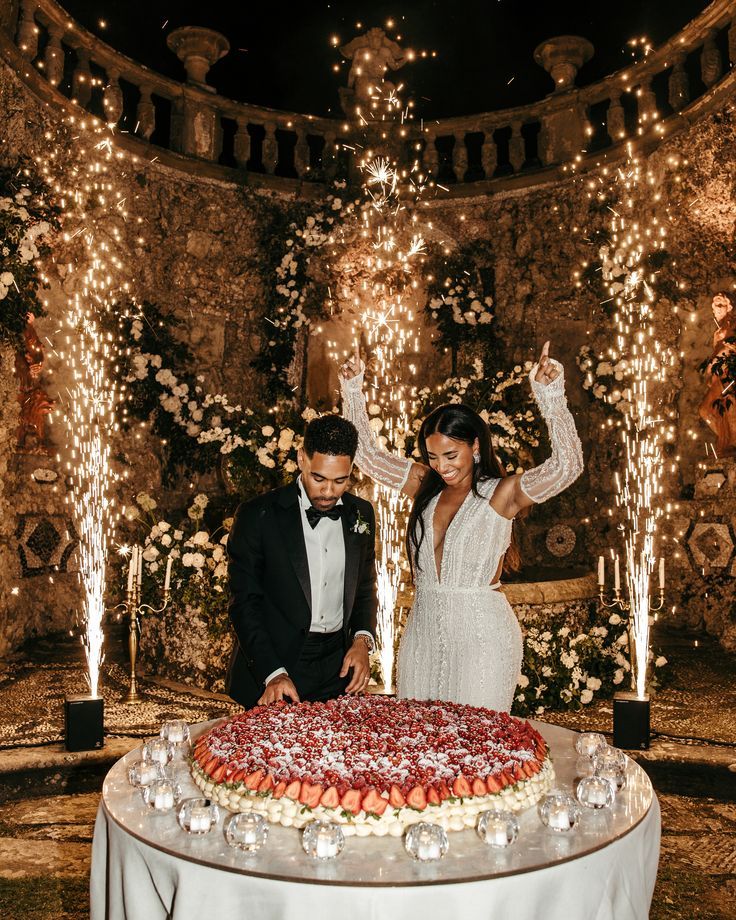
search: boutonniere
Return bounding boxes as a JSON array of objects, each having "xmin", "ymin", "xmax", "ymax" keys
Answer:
[{"xmin": 351, "ymin": 509, "xmax": 371, "ymax": 536}]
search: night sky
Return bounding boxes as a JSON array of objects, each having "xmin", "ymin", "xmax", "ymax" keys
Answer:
[{"xmin": 62, "ymin": 0, "xmax": 709, "ymax": 118}]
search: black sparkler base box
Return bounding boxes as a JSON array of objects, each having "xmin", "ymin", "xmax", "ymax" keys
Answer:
[
  {"xmin": 613, "ymin": 691, "xmax": 650, "ymax": 750},
  {"xmin": 64, "ymin": 695, "xmax": 104, "ymax": 752}
]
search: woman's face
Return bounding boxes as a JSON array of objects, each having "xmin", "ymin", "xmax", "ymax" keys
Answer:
[
  {"xmin": 425, "ymin": 432, "xmax": 479, "ymax": 487},
  {"xmin": 713, "ymin": 293, "xmax": 733, "ymax": 324}
]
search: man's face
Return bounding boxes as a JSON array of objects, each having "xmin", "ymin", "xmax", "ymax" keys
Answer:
[{"xmin": 297, "ymin": 449, "xmax": 353, "ymax": 509}]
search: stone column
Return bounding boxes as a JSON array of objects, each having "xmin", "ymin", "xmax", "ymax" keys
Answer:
[
  {"xmin": 103, "ymin": 67, "xmax": 124, "ymax": 125},
  {"xmin": 701, "ymin": 29, "xmax": 722, "ymax": 88},
  {"xmin": 481, "ymin": 131, "xmax": 497, "ymax": 179},
  {"xmin": 16, "ymin": 0, "xmax": 37, "ymax": 61},
  {"xmin": 234, "ymin": 117, "xmax": 251, "ymax": 169},
  {"xmin": 606, "ymin": 92, "xmax": 626, "ymax": 142},
  {"xmin": 136, "ymin": 84, "xmax": 155, "ymax": 140},
  {"xmin": 453, "ymin": 131, "xmax": 468, "ymax": 182},
  {"xmin": 534, "ymin": 36, "xmax": 594, "ymax": 164},
  {"xmin": 262, "ymin": 121, "xmax": 277, "ymax": 174},
  {"xmin": 294, "ymin": 127, "xmax": 310, "ymax": 178},
  {"xmin": 43, "ymin": 24, "xmax": 63, "ymax": 87},
  {"xmin": 509, "ymin": 122, "xmax": 525, "ymax": 173},
  {"xmin": 668, "ymin": 55, "xmax": 690, "ymax": 112},
  {"xmin": 71, "ymin": 49, "xmax": 92, "ymax": 108}
]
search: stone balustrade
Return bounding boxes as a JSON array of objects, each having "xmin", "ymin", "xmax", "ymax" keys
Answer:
[{"xmin": 2, "ymin": 0, "xmax": 736, "ymax": 192}]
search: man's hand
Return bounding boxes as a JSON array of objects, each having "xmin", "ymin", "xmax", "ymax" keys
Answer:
[
  {"xmin": 257, "ymin": 674, "xmax": 301, "ymax": 705},
  {"xmin": 340, "ymin": 638, "xmax": 371, "ymax": 694}
]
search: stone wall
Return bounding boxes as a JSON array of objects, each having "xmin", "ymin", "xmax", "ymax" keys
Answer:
[{"xmin": 0, "ymin": 52, "xmax": 735, "ymax": 657}]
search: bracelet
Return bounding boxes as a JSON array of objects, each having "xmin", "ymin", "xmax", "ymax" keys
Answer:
[{"xmin": 354, "ymin": 634, "xmax": 375, "ymax": 653}]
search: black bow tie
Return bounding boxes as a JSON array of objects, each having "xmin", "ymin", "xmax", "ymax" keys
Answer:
[{"xmin": 305, "ymin": 505, "xmax": 344, "ymax": 529}]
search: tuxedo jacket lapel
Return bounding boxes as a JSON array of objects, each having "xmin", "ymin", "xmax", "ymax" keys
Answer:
[
  {"xmin": 276, "ymin": 481, "xmax": 311, "ymax": 614},
  {"xmin": 341, "ymin": 494, "xmax": 360, "ymax": 621}
]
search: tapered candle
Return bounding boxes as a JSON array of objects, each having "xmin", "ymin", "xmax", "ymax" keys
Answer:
[
  {"xmin": 614, "ymin": 555, "xmax": 620, "ymax": 592},
  {"xmin": 136, "ymin": 545, "xmax": 143, "ymax": 589},
  {"xmin": 658, "ymin": 557, "xmax": 665, "ymax": 589},
  {"xmin": 126, "ymin": 549, "xmax": 135, "ymax": 594},
  {"xmin": 164, "ymin": 556, "xmax": 172, "ymax": 592},
  {"xmin": 597, "ymin": 555, "xmax": 605, "ymax": 586}
]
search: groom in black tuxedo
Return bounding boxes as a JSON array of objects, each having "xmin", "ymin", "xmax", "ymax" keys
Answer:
[{"xmin": 226, "ymin": 415, "xmax": 377, "ymax": 709}]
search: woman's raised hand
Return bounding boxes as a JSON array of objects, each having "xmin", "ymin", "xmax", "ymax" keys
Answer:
[
  {"xmin": 533, "ymin": 340, "xmax": 561, "ymax": 386},
  {"xmin": 339, "ymin": 352, "xmax": 363, "ymax": 382}
]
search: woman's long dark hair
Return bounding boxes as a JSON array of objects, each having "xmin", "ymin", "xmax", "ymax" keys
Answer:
[{"xmin": 406, "ymin": 403, "xmax": 522, "ymax": 580}]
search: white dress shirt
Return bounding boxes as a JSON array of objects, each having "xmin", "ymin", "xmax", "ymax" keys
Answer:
[{"xmin": 264, "ymin": 479, "xmax": 373, "ymax": 686}]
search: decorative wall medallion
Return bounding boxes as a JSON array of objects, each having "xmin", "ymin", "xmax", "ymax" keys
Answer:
[
  {"xmin": 32, "ymin": 468, "xmax": 58, "ymax": 484},
  {"xmin": 686, "ymin": 521, "xmax": 734, "ymax": 572},
  {"xmin": 14, "ymin": 514, "xmax": 78, "ymax": 577},
  {"xmin": 545, "ymin": 524, "xmax": 576, "ymax": 557}
]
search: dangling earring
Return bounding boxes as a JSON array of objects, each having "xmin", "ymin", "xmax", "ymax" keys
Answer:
[{"xmin": 473, "ymin": 450, "xmax": 480, "ymax": 464}]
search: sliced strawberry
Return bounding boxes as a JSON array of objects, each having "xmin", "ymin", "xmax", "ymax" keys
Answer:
[
  {"xmin": 284, "ymin": 780, "xmax": 302, "ymax": 800},
  {"xmin": 529, "ymin": 760, "xmax": 541, "ymax": 774},
  {"xmin": 341, "ymin": 789, "xmax": 362, "ymax": 815},
  {"xmin": 486, "ymin": 775, "xmax": 502, "ymax": 794},
  {"xmin": 388, "ymin": 785, "xmax": 406, "ymax": 808},
  {"xmin": 231, "ymin": 768, "xmax": 247, "ymax": 784},
  {"xmin": 202, "ymin": 756, "xmax": 219, "ymax": 777},
  {"xmin": 361, "ymin": 789, "xmax": 384, "ymax": 813},
  {"xmin": 437, "ymin": 781, "xmax": 451, "ymax": 801},
  {"xmin": 272, "ymin": 781, "xmax": 287, "ymax": 800},
  {"xmin": 369, "ymin": 796, "xmax": 388, "ymax": 816},
  {"xmin": 427, "ymin": 786, "xmax": 441, "ymax": 806},
  {"xmin": 522, "ymin": 762, "xmax": 535, "ymax": 778},
  {"xmin": 472, "ymin": 778, "xmax": 487, "ymax": 797},
  {"xmin": 304, "ymin": 783, "xmax": 324, "ymax": 809},
  {"xmin": 452, "ymin": 775, "xmax": 471, "ymax": 798},
  {"xmin": 211, "ymin": 763, "xmax": 228, "ymax": 783},
  {"xmin": 320, "ymin": 786, "xmax": 340, "ymax": 809},
  {"xmin": 298, "ymin": 781, "xmax": 313, "ymax": 805},
  {"xmin": 244, "ymin": 769, "xmax": 264, "ymax": 791},
  {"xmin": 513, "ymin": 763, "xmax": 525, "ymax": 782},
  {"xmin": 258, "ymin": 774, "xmax": 275, "ymax": 793},
  {"xmin": 407, "ymin": 785, "xmax": 427, "ymax": 811}
]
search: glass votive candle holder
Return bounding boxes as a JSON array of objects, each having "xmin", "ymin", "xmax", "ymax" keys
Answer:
[
  {"xmin": 160, "ymin": 720, "xmax": 191, "ymax": 755},
  {"xmin": 128, "ymin": 759, "xmax": 166, "ymax": 788},
  {"xmin": 142, "ymin": 779, "xmax": 182, "ymax": 813},
  {"xmin": 178, "ymin": 797, "xmax": 220, "ymax": 835},
  {"xmin": 538, "ymin": 791, "xmax": 581, "ymax": 833},
  {"xmin": 302, "ymin": 821, "xmax": 345, "ymax": 860},
  {"xmin": 404, "ymin": 822, "xmax": 449, "ymax": 861},
  {"xmin": 224, "ymin": 813, "xmax": 269, "ymax": 852},
  {"xmin": 477, "ymin": 809, "xmax": 519, "ymax": 847},
  {"xmin": 575, "ymin": 732, "xmax": 607, "ymax": 759},
  {"xmin": 142, "ymin": 738, "xmax": 174, "ymax": 767},
  {"xmin": 576, "ymin": 774, "xmax": 615, "ymax": 809},
  {"xmin": 593, "ymin": 745, "xmax": 627, "ymax": 792}
]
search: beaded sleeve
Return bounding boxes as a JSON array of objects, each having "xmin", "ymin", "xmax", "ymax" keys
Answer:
[
  {"xmin": 519, "ymin": 359, "xmax": 584, "ymax": 503},
  {"xmin": 340, "ymin": 369, "xmax": 413, "ymax": 492}
]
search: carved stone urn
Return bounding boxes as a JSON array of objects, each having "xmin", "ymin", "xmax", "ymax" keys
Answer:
[
  {"xmin": 533, "ymin": 35, "xmax": 594, "ymax": 93},
  {"xmin": 166, "ymin": 26, "xmax": 230, "ymax": 91}
]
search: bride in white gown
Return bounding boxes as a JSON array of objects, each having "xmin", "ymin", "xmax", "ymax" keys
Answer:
[{"xmin": 340, "ymin": 341, "xmax": 583, "ymax": 712}]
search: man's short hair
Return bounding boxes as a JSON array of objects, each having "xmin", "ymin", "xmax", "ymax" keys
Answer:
[{"xmin": 303, "ymin": 414, "xmax": 358, "ymax": 460}]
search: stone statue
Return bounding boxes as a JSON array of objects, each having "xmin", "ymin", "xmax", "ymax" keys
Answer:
[
  {"xmin": 340, "ymin": 28, "xmax": 410, "ymax": 110},
  {"xmin": 15, "ymin": 313, "xmax": 54, "ymax": 452},
  {"xmin": 699, "ymin": 292, "xmax": 736, "ymax": 457}
]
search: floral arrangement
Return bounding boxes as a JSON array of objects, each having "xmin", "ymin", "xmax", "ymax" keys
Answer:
[
  {"xmin": 576, "ymin": 345, "xmax": 632, "ymax": 414},
  {"xmin": 513, "ymin": 607, "xmax": 668, "ymax": 717},
  {"xmin": 0, "ymin": 162, "xmax": 59, "ymax": 347}
]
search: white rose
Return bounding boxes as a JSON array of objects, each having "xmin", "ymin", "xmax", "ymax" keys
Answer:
[
  {"xmin": 191, "ymin": 553, "xmax": 206, "ymax": 569},
  {"xmin": 212, "ymin": 546, "xmax": 224, "ymax": 562},
  {"xmin": 214, "ymin": 562, "xmax": 228, "ymax": 579},
  {"xmin": 192, "ymin": 531, "xmax": 209, "ymax": 545},
  {"xmin": 142, "ymin": 545, "xmax": 159, "ymax": 562},
  {"xmin": 655, "ymin": 656, "xmax": 667, "ymax": 668},
  {"xmin": 174, "ymin": 530, "xmax": 183, "ymax": 541},
  {"xmin": 0, "ymin": 271, "xmax": 13, "ymax": 286},
  {"xmin": 517, "ymin": 674, "xmax": 529, "ymax": 688},
  {"xmin": 580, "ymin": 689, "xmax": 593, "ymax": 704},
  {"xmin": 586, "ymin": 676, "xmax": 602, "ymax": 691},
  {"xmin": 284, "ymin": 460, "xmax": 297, "ymax": 473},
  {"xmin": 194, "ymin": 494, "xmax": 208, "ymax": 508},
  {"xmin": 262, "ymin": 425, "xmax": 274, "ymax": 436},
  {"xmin": 608, "ymin": 613, "xmax": 622, "ymax": 626},
  {"xmin": 161, "ymin": 534, "xmax": 172, "ymax": 547},
  {"xmin": 613, "ymin": 669, "xmax": 624, "ymax": 685}
]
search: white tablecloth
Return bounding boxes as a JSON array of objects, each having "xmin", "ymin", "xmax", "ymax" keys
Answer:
[{"xmin": 90, "ymin": 722, "xmax": 661, "ymax": 920}]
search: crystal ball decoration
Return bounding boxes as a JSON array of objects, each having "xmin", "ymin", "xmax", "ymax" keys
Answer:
[
  {"xmin": 142, "ymin": 738, "xmax": 174, "ymax": 767},
  {"xmin": 576, "ymin": 774, "xmax": 615, "ymax": 809},
  {"xmin": 404, "ymin": 822, "xmax": 449, "ymax": 861},
  {"xmin": 224, "ymin": 813, "xmax": 269, "ymax": 852},
  {"xmin": 160, "ymin": 720, "xmax": 191, "ymax": 757},
  {"xmin": 594, "ymin": 745, "xmax": 628, "ymax": 792},
  {"xmin": 127, "ymin": 759, "xmax": 166, "ymax": 788},
  {"xmin": 477, "ymin": 809, "xmax": 520, "ymax": 847},
  {"xmin": 141, "ymin": 778, "xmax": 182, "ymax": 813},
  {"xmin": 575, "ymin": 732, "xmax": 607, "ymax": 759},
  {"xmin": 301, "ymin": 821, "xmax": 345, "ymax": 860},
  {"xmin": 538, "ymin": 791, "xmax": 581, "ymax": 832},
  {"xmin": 177, "ymin": 797, "xmax": 220, "ymax": 835}
]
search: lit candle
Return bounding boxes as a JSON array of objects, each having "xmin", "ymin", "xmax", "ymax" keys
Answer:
[
  {"xmin": 189, "ymin": 806, "xmax": 211, "ymax": 833},
  {"xmin": 597, "ymin": 555, "xmax": 605, "ymax": 586},
  {"xmin": 614, "ymin": 555, "xmax": 621, "ymax": 592},
  {"xmin": 153, "ymin": 783, "xmax": 175, "ymax": 811},
  {"xmin": 164, "ymin": 556, "xmax": 172, "ymax": 592},
  {"xmin": 126, "ymin": 549, "xmax": 135, "ymax": 594},
  {"xmin": 658, "ymin": 557, "xmax": 665, "ymax": 589},
  {"xmin": 136, "ymin": 545, "xmax": 143, "ymax": 589},
  {"xmin": 416, "ymin": 831, "xmax": 441, "ymax": 860},
  {"xmin": 548, "ymin": 806, "xmax": 571, "ymax": 830},
  {"xmin": 316, "ymin": 830, "xmax": 339, "ymax": 858}
]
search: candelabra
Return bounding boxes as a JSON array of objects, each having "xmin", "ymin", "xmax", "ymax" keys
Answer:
[{"xmin": 111, "ymin": 579, "xmax": 170, "ymax": 704}]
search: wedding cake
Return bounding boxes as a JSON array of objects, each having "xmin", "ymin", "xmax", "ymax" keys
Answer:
[{"xmin": 191, "ymin": 696, "xmax": 555, "ymax": 837}]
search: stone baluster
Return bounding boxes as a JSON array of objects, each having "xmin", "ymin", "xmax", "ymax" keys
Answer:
[
  {"xmin": 423, "ymin": 134, "xmax": 439, "ymax": 177},
  {"xmin": 43, "ymin": 24, "xmax": 64, "ymax": 87},
  {"xmin": 71, "ymin": 49, "xmax": 92, "ymax": 107},
  {"xmin": 136, "ymin": 84, "xmax": 155, "ymax": 140},
  {"xmin": 453, "ymin": 132, "xmax": 468, "ymax": 182},
  {"xmin": 606, "ymin": 92, "xmax": 625, "ymax": 141},
  {"xmin": 170, "ymin": 96, "xmax": 184, "ymax": 153},
  {"xmin": 103, "ymin": 68, "xmax": 124, "ymax": 125},
  {"xmin": 234, "ymin": 117, "xmax": 251, "ymax": 169},
  {"xmin": 509, "ymin": 122, "xmax": 525, "ymax": 173},
  {"xmin": 323, "ymin": 131, "xmax": 337, "ymax": 177},
  {"xmin": 637, "ymin": 81, "xmax": 657, "ymax": 126},
  {"xmin": 701, "ymin": 29, "xmax": 722, "ymax": 88},
  {"xmin": 16, "ymin": 0, "xmax": 38, "ymax": 61},
  {"xmin": 262, "ymin": 122, "xmax": 278, "ymax": 174},
  {"xmin": 729, "ymin": 19, "xmax": 736, "ymax": 67},
  {"xmin": 294, "ymin": 127, "xmax": 310, "ymax": 177},
  {"xmin": 481, "ymin": 131, "xmax": 497, "ymax": 179},
  {"xmin": 668, "ymin": 55, "xmax": 690, "ymax": 111}
]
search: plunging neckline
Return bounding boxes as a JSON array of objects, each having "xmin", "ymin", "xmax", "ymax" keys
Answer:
[{"xmin": 430, "ymin": 488, "xmax": 474, "ymax": 584}]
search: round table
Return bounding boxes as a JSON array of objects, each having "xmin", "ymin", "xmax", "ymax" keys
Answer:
[{"xmin": 90, "ymin": 720, "xmax": 660, "ymax": 920}]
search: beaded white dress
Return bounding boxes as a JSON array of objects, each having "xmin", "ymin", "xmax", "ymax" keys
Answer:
[{"xmin": 341, "ymin": 361, "xmax": 583, "ymax": 712}]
